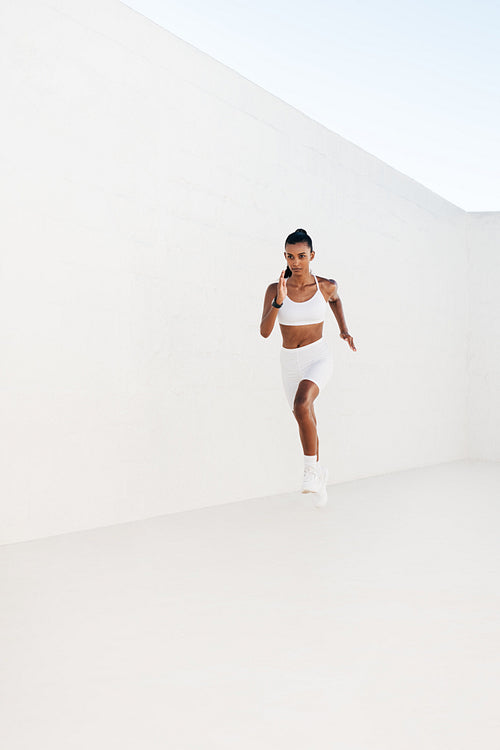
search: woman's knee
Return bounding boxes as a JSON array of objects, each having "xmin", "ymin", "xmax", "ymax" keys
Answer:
[
  {"xmin": 293, "ymin": 380, "xmax": 319, "ymax": 420},
  {"xmin": 293, "ymin": 393, "xmax": 314, "ymax": 421}
]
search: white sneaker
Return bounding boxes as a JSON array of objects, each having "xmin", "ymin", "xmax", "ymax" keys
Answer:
[
  {"xmin": 314, "ymin": 479, "xmax": 328, "ymax": 508},
  {"xmin": 302, "ymin": 464, "xmax": 324, "ymax": 494},
  {"xmin": 313, "ymin": 468, "xmax": 329, "ymax": 508}
]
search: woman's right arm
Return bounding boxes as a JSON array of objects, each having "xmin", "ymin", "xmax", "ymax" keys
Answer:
[{"xmin": 260, "ymin": 271, "xmax": 287, "ymax": 338}]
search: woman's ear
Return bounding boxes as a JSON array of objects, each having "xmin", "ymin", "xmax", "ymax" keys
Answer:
[{"xmin": 310, "ymin": 250, "xmax": 315, "ymax": 261}]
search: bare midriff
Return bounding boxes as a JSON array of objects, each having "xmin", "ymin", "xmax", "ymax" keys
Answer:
[{"xmin": 280, "ymin": 322, "xmax": 324, "ymax": 349}]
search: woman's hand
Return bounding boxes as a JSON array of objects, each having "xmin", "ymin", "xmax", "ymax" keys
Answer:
[
  {"xmin": 340, "ymin": 331, "xmax": 357, "ymax": 351},
  {"xmin": 276, "ymin": 269, "xmax": 288, "ymax": 305}
]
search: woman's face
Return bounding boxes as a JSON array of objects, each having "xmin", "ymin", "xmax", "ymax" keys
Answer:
[{"xmin": 284, "ymin": 242, "xmax": 314, "ymax": 275}]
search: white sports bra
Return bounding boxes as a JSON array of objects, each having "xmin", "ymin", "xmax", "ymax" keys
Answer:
[{"xmin": 277, "ymin": 275, "xmax": 327, "ymax": 326}]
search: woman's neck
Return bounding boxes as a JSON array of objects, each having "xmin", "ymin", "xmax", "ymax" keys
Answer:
[{"xmin": 289, "ymin": 271, "xmax": 314, "ymax": 287}]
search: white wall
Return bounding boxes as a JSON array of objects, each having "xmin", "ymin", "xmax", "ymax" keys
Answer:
[
  {"xmin": 466, "ymin": 212, "xmax": 500, "ymax": 460},
  {"xmin": 0, "ymin": 0, "xmax": 488, "ymax": 545}
]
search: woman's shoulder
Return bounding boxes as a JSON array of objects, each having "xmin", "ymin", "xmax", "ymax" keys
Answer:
[
  {"xmin": 316, "ymin": 275, "xmax": 337, "ymax": 288},
  {"xmin": 263, "ymin": 280, "xmax": 279, "ymax": 302},
  {"xmin": 316, "ymin": 275, "xmax": 338, "ymax": 301}
]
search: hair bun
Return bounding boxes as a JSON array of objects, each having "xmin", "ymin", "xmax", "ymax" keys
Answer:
[{"xmin": 285, "ymin": 227, "xmax": 313, "ymax": 251}]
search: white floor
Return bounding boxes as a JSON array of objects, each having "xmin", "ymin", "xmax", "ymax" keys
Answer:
[{"xmin": 1, "ymin": 459, "xmax": 499, "ymax": 749}]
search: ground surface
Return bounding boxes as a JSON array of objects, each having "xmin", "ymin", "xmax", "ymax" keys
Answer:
[{"xmin": 1, "ymin": 459, "xmax": 499, "ymax": 749}]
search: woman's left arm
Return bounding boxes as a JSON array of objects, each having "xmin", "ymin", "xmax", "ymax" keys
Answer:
[{"xmin": 326, "ymin": 279, "xmax": 357, "ymax": 352}]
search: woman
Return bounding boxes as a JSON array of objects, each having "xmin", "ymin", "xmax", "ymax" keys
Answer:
[{"xmin": 260, "ymin": 228, "xmax": 356, "ymax": 507}]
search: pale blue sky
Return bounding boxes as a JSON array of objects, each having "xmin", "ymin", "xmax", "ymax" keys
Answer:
[{"xmin": 122, "ymin": 0, "xmax": 500, "ymax": 211}]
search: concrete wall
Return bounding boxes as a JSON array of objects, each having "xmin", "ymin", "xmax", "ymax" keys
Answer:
[
  {"xmin": 466, "ymin": 212, "xmax": 500, "ymax": 460},
  {"xmin": 0, "ymin": 0, "xmax": 486, "ymax": 545}
]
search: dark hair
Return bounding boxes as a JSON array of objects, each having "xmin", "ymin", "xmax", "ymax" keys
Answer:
[{"xmin": 284, "ymin": 228, "xmax": 313, "ymax": 278}]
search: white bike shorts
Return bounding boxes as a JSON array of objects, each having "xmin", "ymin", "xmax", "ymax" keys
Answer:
[{"xmin": 280, "ymin": 337, "xmax": 334, "ymax": 410}]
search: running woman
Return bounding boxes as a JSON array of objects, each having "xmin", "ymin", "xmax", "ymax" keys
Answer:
[{"xmin": 260, "ymin": 228, "xmax": 356, "ymax": 507}]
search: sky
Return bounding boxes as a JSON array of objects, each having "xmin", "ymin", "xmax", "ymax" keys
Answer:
[{"xmin": 122, "ymin": 0, "xmax": 500, "ymax": 211}]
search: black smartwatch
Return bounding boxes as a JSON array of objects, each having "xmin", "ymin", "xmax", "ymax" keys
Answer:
[{"xmin": 272, "ymin": 296, "xmax": 283, "ymax": 309}]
